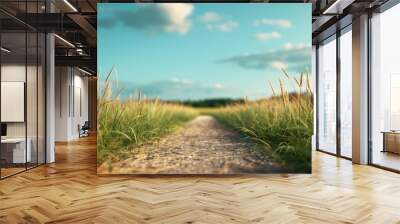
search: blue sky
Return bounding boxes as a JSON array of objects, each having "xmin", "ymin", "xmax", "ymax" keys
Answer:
[{"xmin": 98, "ymin": 3, "xmax": 311, "ymax": 100}]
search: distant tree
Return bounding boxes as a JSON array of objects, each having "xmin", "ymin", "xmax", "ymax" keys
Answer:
[{"xmin": 166, "ymin": 98, "xmax": 245, "ymax": 108}]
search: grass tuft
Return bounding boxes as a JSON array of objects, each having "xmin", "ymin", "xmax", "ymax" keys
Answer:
[
  {"xmin": 205, "ymin": 70, "xmax": 313, "ymax": 172},
  {"xmin": 97, "ymin": 68, "xmax": 198, "ymax": 164},
  {"xmin": 97, "ymin": 68, "xmax": 313, "ymax": 173}
]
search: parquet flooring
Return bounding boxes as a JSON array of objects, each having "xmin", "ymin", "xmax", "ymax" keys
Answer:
[{"xmin": 1, "ymin": 135, "xmax": 400, "ymax": 223}]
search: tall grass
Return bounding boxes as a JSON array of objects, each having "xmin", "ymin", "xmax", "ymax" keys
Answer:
[
  {"xmin": 97, "ymin": 69, "xmax": 197, "ymax": 164},
  {"xmin": 97, "ymin": 68, "xmax": 313, "ymax": 173},
  {"xmin": 208, "ymin": 70, "xmax": 313, "ymax": 172}
]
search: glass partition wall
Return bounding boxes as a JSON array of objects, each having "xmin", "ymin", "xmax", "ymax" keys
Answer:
[
  {"xmin": 339, "ymin": 27, "xmax": 352, "ymax": 159},
  {"xmin": 0, "ymin": 2, "xmax": 46, "ymax": 179},
  {"xmin": 370, "ymin": 3, "xmax": 400, "ymax": 171},
  {"xmin": 317, "ymin": 35, "xmax": 337, "ymax": 155},
  {"xmin": 316, "ymin": 26, "xmax": 352, "ymax": 159},
  {"xmin": 0, "ymin": 30, "xmax": 27, "ymax": 177}
]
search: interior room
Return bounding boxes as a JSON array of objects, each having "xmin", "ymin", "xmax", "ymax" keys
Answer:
[
  {"xmin": 0, "ymin": 0, "xmax": 96, "ymax": 179},
  {"xmin": 0, "ymin": 0, "xmax": 399, "ymax": 223},
  {"xmin": 0, "ymin": 8, "xmax": 46, "ymax": 178},
  {"xmin": 54, "ymin": 66, "xmax": 91, "ymax": 141}
]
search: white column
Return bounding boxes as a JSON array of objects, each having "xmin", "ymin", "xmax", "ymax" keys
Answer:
[
  {"xmin": 352, "ymin": 14, "xmax": 369, "ymax": 164},
  {"xmin": 45, "ymin": 0, "xmax": 56, "ymax": 163},
  {"xmin": 46, "ymin": 33, "xmax": 55, "ymax": 163}
]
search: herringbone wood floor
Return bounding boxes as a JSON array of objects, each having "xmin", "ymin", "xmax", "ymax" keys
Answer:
[{"xmin": 1, "ymin": 136, "xmax": 400, "ymax": 224}]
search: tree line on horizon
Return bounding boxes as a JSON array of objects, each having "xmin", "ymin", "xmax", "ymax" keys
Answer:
[{"xmin": 166, "ymin": 98, "xmax": 245, "ymax": 108}]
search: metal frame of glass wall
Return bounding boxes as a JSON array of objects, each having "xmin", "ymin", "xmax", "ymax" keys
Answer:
[
  {"xmin": 315, "ymin": 23, "xmax": 353, "ymax": 160},
  {"xmin": 0, "ymin": 0, "xmax": 47, "ymax": 180}
]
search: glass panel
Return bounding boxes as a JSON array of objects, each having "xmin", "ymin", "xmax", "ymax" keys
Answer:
[
  {"xmin": 339, "ymin": 29, "xmax": 352, "ymax": 158},
  {"xmin": 38, "ymin": 32, "xmax": 45, "ymax": 165},
  {"xmin": 371, "ymin": 5, "xmax": 400, "ymax": 171},
  {"xmin": 26, "ymin": 0, "xmax": 39, "ymax": 169},
  {"xmin": 0, "ymin": 1, "xmax": 46, "ymax": 178},
  {"xmin": 27, "ymin": 31, "xmax": 38, "ymax": 169},
  {"xmin": 1, "ymin": 31, "xmax": 27, "ymax": 177},
  {"xmin": 317, "ymin": 37, "xmax": 337, "ymax": 154}
]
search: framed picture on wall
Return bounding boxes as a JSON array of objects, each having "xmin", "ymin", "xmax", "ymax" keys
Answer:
[{"xmin": 97, "ymin": 3, "xmax": 313, "ymax": 174}]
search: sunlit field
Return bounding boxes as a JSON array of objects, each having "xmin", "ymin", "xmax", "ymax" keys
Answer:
[
  {"xmin": 97, "ymin": 71, "xmax": 198, "ymax": 166},
  {"xmin": 97, "ymin": 69, "xmax": 313, "ymax": 173}
]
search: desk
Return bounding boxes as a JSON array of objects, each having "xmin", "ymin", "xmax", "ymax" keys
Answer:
[
  {"xmin": 382, "ymin": 131, "xmax": 400, "ymax": 154},
  {"xmin": 1, "ymin": 138, "xmax": 31, "ymax": 163}
]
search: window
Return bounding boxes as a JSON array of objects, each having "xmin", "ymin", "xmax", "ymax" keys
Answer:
[
  {"xmin": 317, "ymin": 36, "xmax": 337, "ymax": 154},
  {"xmin": 339, "ymin": 28, "xmax": 352, "ymax": 158},
  {"xmin": 370, "ymin": 3, "xmax": 400, "ymax": 171}
]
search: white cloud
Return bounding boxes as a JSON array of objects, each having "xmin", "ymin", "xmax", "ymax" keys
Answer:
[
  {"xmin": 271, "ymin": 61, "xmax": 288, "ymax": 70},
  {"xmin": 199, "ymin": 11, "xmax": 220, "ymax": 23},
  {"xmin": 159, "ymin": 3, "xmax": 194, "ymax": 34},
  {"xmin": 182, "ymin": 79, "xmax": 193, "ymax": 85},
  {"xmin": 284, "ymin": 43, "xmax": 294, "ymax": 50},
  {"xmin": 254, "ymin": 19, "xmax": 292, "ymax": 29},
  {"xmin": 255, "ymin": 32, "xmax": 281, "ymax": 41},
  {"xmin": 216, "ymin": 21, "xmax": 239, "ymax": 32},
  {"xmin": 284, "ymin": 42, "xmax": 307, "ymax": 50},
  {"xmin": 214, "ymin": 83, "xmax": 224, "ymax": 89},
  {"xmin": 171, "ymin": 77, "xmax": 193, "ymax": 85},
  {"xmin": 219, "ymin": 46, "xmax": 311, "ymax": 72},
  {"xmin": 102, "ymin": 3, "xmax": 195, "ymax": 35}
]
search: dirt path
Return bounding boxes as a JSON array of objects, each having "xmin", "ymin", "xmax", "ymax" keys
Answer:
[{"xmin": 98, "ymin": 115, "xmax": 282, "ymax": 174}]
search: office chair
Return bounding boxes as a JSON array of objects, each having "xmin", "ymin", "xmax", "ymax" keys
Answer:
[{"xmin": 79, "ymin": 121, "xmax": 90, "ymax": 138}]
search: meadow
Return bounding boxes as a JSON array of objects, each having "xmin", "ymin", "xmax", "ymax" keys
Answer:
[
  {"xmin": 97, "ymin": 70, "xmax": 198, "ymax": 165},
  {"xmin": 199, "ymin": 72, "xmax": 313, "ymax": 172},
  {"xmin": 97, "ymin": 69, "xmax": 313, "ymax": 173}
]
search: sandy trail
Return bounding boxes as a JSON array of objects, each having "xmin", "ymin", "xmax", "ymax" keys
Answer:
[{"xmin": 98, "ymin": 115, "xmax": 281, "ymax": 174}]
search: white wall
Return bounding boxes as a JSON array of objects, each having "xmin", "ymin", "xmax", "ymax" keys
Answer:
[
  {"xmin": 70, "ymin": 73, "xmax": 89, "ymax": 138},
  {"xmin": 55, "ymin": 67, "xmax": 70, "ymax": 141},
  {"xmin": 55, "ymin": 67, "xmax": 89, "ymax": 141},
  {"xmin": 1, "ymin": 65, "xmax": 39, "ymax": 137},
  {"xmin": 1, "ymin": 65, "xmax": 27, "ymax": 140},
  {"xmin": 1, "ymin": 63, "xmax": 46, "ymax": 164}
]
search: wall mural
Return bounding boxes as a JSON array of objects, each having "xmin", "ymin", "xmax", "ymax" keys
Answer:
[{"xmin": 97, "ymin": 3, "xmax": 312, "ymax": 174}]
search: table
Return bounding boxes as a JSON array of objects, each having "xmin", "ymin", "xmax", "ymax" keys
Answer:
[
  {"xmin": 1, "ymin": 138, "xmax": 31, "ymax": 164},
  {"xmin": 381, "ymin": 131, "xmax": 400, "ymax": 154}
]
